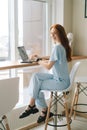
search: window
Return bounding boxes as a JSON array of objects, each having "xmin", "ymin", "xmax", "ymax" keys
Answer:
[
  {"xmin": 0, "ymin": 0, "xmax": 53, "ymax": 107},
  {"xmin": 18, "ymin": 0, "xmax": 52, "ymax": 56},
  {"xmin": 0, "ymin": 0, "xmax": 9, "ymax": 61},
  {"xmin": 23, "ymin": 0, "xmax": 46, "ymax": 56}
]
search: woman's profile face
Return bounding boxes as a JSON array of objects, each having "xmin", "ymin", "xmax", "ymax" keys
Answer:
[{"xmin": 50, "ymin": 28, "xmax": 60, "ymax": 43}]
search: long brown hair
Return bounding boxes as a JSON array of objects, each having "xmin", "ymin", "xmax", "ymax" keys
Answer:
[{"xmin": 50, "ymin": 24, "xmax": 72, "ymax": 62}]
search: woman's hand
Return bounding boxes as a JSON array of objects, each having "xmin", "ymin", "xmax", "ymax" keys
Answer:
[
  {"xmin": 38, "ymin": 60, "xmax": 45, "ymax": 65},
  {"xmin": 29, "ymin": 54, "xmax": 39, "ymax": 60}
]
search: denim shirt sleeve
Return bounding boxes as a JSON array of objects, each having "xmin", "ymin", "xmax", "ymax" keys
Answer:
[{"xmin": 49, "ymin": 46, "xmax": 59, "ymax": 62}]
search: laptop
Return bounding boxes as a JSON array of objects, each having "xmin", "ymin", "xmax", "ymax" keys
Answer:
[{"xmin": 17, "ymin": 46, "xmax": 42, "ymax": 63}]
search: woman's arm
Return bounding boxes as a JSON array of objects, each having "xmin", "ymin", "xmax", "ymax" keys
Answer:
[{"xmin": 38, "ymin": 60, "xmax": 55, "ymax": 70}]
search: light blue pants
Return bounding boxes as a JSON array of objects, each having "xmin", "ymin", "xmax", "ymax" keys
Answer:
[{"xmin": 28, "ymin": 72, "xmax": 70, "ymax": 108}]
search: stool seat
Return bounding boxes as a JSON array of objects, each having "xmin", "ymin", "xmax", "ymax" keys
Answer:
[
  {"xmin": 42, "ymin": 86, "xmax": 71, "ymax": 94},
  {"xmin": 75, "ymin": 76, "xmax": 87, "ymax": 83}
]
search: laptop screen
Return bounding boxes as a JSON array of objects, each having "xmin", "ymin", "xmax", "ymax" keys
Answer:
[{"xmin": 17, "ymin": 46, "xmax": 29, "ymax": 61}]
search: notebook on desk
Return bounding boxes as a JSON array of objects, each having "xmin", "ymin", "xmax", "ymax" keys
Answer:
[{"xmin": 17, "ymin": 46, "xmax": 42, "ymax": 63}]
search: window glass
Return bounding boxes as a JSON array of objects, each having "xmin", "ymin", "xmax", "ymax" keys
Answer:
[
  {"xmin": 18, "ymin": 0, "xmax": 49, "ymax": 56},
  {"xmin": 0, "ymin": 0, "xmax": 9, "ymax": 60}
]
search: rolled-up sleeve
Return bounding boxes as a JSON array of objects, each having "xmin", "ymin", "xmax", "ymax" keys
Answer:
[{"xmin": 49, "ymin": 46, "xmax": 59, "ymax": 62}]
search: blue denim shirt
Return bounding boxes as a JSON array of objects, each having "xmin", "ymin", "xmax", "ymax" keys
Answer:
[{"xmin": 49, "ymin": 44, "xmax": 70, "ymax": 86}]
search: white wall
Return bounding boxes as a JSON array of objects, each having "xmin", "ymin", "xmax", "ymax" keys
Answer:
[
  {"xmin": 63, "ymin": 0, "xmax": 73, "ymax": 33},
  {"xmin": 55, "ymin": 0, "xmax": 64, "ymax": 25},
  {"xmin": 72, "ymin": 0, "xmax": 87, "ymax": 55},
  {"xmin": 62, "ymin": 0, "xmax": 87, "ymax": 56},
  {"xmin": 55, "ymin": 0, "xmax": 73, "ymax": 33}
]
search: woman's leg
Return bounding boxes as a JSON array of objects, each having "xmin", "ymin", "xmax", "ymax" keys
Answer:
[
  {"xmin": 28, "ymin": 72, "xmax": 68, "ymax": 108},
  {"xmin": 35, "ymin": 76, "xmax": 68, "ymax": 109},
  {"xmin": 28, "ymin": 72, "xmax": 53, "ymax": 108},
  {"xmin": 19, "ymin": 72, "xmax": 53, "ymax": 119}
]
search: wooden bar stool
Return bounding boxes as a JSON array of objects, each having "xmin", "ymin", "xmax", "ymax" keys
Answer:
[
  {"xmin": 0, "ymin": 77, "xmax": 19, "ymax": 130},
  {"xmin": 70, "ymin": 77, "xmax": 87, "ymax": 119},
  {"xmin": 44, "ymin": 62, "xmax": 81, "ymax": 130}
]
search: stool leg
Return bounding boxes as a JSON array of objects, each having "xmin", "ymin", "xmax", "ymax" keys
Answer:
[
  {"xmin": 2, "ymin": 115, "xmax": 10, "ymax": 130},
  {"xmin": 63, "ymin": 93, "xmax": 71, "ymax": 130},
  {"xmin": 69, "ymin": 86, "xmax": 78, "ymax": 118},
  {"xmin": 45, "ymin": 92, "xmax": 53, "ymax": 130},
  {"xmin": 53, "ymin": 92, "xmax": 57, "ymax": 130},
  {"xmin": 74, "ymin": 83, "xmax": 80, "ymax": 119}
]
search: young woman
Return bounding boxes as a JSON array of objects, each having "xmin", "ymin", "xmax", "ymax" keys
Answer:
[{"xmin": 19, "ymin": 24, "xmax": 72, "ymax": 123}]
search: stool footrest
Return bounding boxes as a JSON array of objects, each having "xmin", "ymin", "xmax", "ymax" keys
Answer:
[
  {"xmin": 48, "ymin": 117, "xmax": 72, "ymax": 127},
  {"xmin": 53, "ymin": 114, "xmax": 65, "ymax": 117},
  {"xmin": 73, "ymin": 103, "xmax": 87, "ymax": 113}
]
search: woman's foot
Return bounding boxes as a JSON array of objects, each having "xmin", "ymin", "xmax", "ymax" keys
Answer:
[
  {"xmin": 37, "ymin": 110, "xmax": 53, "ymax": 123},
  {"xmin": 19, "ymin": 105, "xmax": 39, "ymax": 119}
]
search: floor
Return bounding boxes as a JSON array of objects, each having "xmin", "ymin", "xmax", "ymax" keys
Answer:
[{"xmin": 31, "ymin": 116, "xmax": 87, "ymax": 130}]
